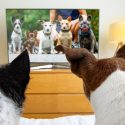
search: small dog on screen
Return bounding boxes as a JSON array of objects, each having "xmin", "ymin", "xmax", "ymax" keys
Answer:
[
  {"xmin": 55, "ymin": 45, "xmax": 125, "ymax": 125},
  {"xmin": 0, "ymin": 50, "xmax": 30, "ymax": 125},
  {"xmin": 11, "ymin": 16, "xmax": 24, "ymax": 53},
  {"xmin": 23, "ymin": 31, "xmax": 39, "ymax": 54},
  {"xmin": 78, "ymin": 15, "xmax": 97, "ymax": 53},
  {"xmin": 37, "ymin": 21, "xmax": 55, "ymax": 54},
  {"xmin": 58, "ymin": 19, "xmax": 72, "ymax": 50}
]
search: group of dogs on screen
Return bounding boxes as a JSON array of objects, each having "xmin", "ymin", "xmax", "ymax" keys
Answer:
[{"xmin": 9, "ymin": 14, "xmax": 98, "ymax": 54}]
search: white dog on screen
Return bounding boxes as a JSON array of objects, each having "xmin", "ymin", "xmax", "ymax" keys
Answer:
[
  {"xmin": 11, "ymin": 16, "xmax": 24, "ymax": 53},
  {"xmin": 37, "ymin": 21, "xmax": 57, "ymax": 54}
]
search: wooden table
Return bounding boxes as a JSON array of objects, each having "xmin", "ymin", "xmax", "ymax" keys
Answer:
[{"xmin": 23, "ymin": 69, "xmax": 93, "ymax": 118}]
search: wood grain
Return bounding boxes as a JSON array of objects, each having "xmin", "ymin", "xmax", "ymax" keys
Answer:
[
  {"xmin": 26, "ymin": 73, "xmax": 83, "ymax": 94},
  {"xmin": 23, "ymin": 69, "xmax": 94, "ymax": 118},
  {"xmin": 23, "ymin": 94, "xmax": 93, "ymax": 113}
]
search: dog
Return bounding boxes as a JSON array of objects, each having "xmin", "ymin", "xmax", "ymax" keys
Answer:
[
  {"xmin": 23, "ymin": 31, "xmax": 39, "ymax": 54},
  {"xmin": 55, "ymin": 45, "xmax": 125, "ymax": 125},
  {"xmin": 58, "ymin": 19, "xmax": 72, "ymax": 50},
  {"xmin": 11, "ymin": 16, "xmax": 24, "ymax": 53},
  {"xmin": 78, "ymin": 15, "xmax": 97, "ymax": 53},
  {"xmin": 37, "ymin": 21, "xmax": 56, "ymax": 54},
  {"xmin": 0, "ymin": 50, "xmax": 30, "ymax": 125}
]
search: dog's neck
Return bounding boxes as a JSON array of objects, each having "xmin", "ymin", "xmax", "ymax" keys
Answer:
[
  {"xmin": 14, "ymin": 29, "xmax": 22, "ymax": 35},
  {"xmin": 90, "ymin": 70, "xmax": 125, "ymax": 125},
  {"xmin": 43, "ymin": 31, "xmax": 51, "ymax": 40},
  {"xmin": 0, "ymin": 91, "xmax": 20, "ymax": 125},
  {"xmin": 43, "ymin": 31, "xmax": 51, "ymax": 36},
  {"xmin": 61, "ymin": 29, "xmax": 70, "ymax": 33}
]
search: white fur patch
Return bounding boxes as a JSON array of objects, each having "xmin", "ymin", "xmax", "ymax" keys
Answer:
[
  {"xmin": 90, "ymin": 70, "xmax": 125, "ymax": 125},
  {"xmin": 0, "ymin": 91, "xmax": 20, "ymax": 125}
]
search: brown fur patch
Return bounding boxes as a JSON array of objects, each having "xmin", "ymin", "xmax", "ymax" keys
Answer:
[
  {"xmin": 115, "ymin": 44, "xmax": 125, "ymax": 59},
  {"xmin": 56, "ymin": 45, "xmax": 125, "ymax": 99}
]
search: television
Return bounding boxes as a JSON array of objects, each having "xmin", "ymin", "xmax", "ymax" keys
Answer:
[{"xmin": 6, "ymin": 9, "xmax": 99, "ymax": 66}]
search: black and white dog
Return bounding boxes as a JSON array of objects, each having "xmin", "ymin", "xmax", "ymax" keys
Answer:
[
  {"xmin": 0, "ymin": 50, "xmax": 30, "ymax": 125},
  {"xmin": 11, "ymin": 17, "xmax": 24, "ymax": 53},
  {"xmin": 78, "ymin": 15, "xmax": 97, "ymax": 53}
]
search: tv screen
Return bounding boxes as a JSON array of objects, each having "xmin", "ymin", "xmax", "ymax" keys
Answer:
[{"xmin": 6, "ymin": 9, "xmax": 99, "ymax": 64}]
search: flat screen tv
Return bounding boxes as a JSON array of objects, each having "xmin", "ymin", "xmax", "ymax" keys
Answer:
[{"xmin": 6, "ymin": 9, "xmax": 99, "ymax": 65}]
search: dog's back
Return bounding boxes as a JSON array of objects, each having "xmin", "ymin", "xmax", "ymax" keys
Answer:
[
  {"xmin": 0, "ymin": 50, "xmax": 30, "ymax": 125},
  {"xmin": 91, "ymin": 69, "xmax": 125, "ymax": 125}
]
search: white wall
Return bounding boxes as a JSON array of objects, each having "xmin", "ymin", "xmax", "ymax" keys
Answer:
[{"xmin": 0, "ymin": 0, "xmax": 125, "ymax": 64}]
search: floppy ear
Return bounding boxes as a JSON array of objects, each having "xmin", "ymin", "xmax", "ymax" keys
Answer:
[
  {"xmin": 115, "ymin": 44, "xmax": 125, "ymax": 59},
  {"xmin": 79, "ymin": 15, "xmax": 83, "ymax": 21},
  {"xmin": 7, "ymin": 50, "xmax": 30, "ymax": 92}
]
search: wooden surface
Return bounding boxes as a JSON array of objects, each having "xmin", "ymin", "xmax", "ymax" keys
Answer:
[{"xmin": 23, "ymin": 69, "xmax": 93, "ymax": 118}]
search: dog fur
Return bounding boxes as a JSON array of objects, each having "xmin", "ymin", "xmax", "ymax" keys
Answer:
[
  {"xmin": 11, "ymin": 17, "xmax": 24, "ymax": 53},
  {"xmin": 23, "ymin": 31, "xmax": 39, "ymax": 54},
  {"xmin": 78, "ymin": 15, "xmax": 96, "ymax": 52},
  {"xmin": 37, "ymin": 21, "xmax": 56, "ymax": 54},
  {"xmin": 58, "ymin": 19, "xmax": 72, "ymax": 49},
  {"xmin": 55, "ymin": 45, "xmax": 125, "ymax": 125},
  {"xmin": 0, "ymin": 50, "xmax": 30, "ymax": 125}
]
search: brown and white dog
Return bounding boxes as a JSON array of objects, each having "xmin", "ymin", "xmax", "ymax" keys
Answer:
[
  {"xmin": 23, "ymin": 31, "xmax": 39, "ymax": 54},
  {"xmin": 55, "ymin": 45, "xmax": 125, "ymax": 125},
  {"xmin": 58, "ymin": 20, "xmax": 72, "ymax": 49}
]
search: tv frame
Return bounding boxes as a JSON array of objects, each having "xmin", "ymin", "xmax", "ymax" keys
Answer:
[{"xmin": 6, "ymin": 8, "xmax": 99, "ymax": 64}]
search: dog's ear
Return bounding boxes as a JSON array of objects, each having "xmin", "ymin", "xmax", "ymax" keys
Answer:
[
  {"xmin": 7, "ymin": 50, "xmax": 30, "ymax": 92},
  {"xmin": 87, "ymin": 15, "xmax": 92, "ymax": 21},
  {"xmin": 67, "ymin": 16, "xmax": 72, "ymax": 22},
  {"xmin": 79, "ymin": 15, "xmax": 83, "ymax": 21},
  {"xmin": 33, "ymin": 30, "xmax": 38, "ymax": 37},
  {"xmin": 26, "ymin": 31, "xmax": 30, "ymax": 38},
  {"xmin": 0, "ymin": 50, "xmax": 30, "ymax": 107},
  {"xmin": 12, "ymin": 16, "xmax": 16, "ymax": 23},
  {"xmin": 40, "ymin": 20, "xmax": 45, "ymax": 25},
  {"xmin": 58, "ymin": 15, "xmax": 63, "ymax": 21},
  {"xmin": 20, "ymin": 17, "xmax": 24, "ymax": 23},
  {"xmin": 55, "ymin": 45, "xmax": 91, "ymax": 62},
  {"xmin": 115, "ymin": 44, "xmax": 125, "ymax": 59},
  {"xmin": 55, "ymin": 45, "xmax": 65, "ymax": 53}
]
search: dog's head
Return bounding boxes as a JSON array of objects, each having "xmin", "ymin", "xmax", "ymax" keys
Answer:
[
  {"xmin": 55, "ymin": 45, "xmax": 96, "ymax": 78},
  {"xmin": 12, "ymin": 16, "xmax": 24, "ymax": 33},
  {"xmin": 55, "ymin": 45, "xmax": 96, "ymax": 98},
  {"xmin": 60, "ymin": 19, "xmax": 70, "ymax": 31},
  {"xmin": 26, "ymin": 30, "xmax": 37, "ymax": 42},
  {"xmin": 0, "ymin": 50, "xmax": 30, "ymax": 108},
  {"xmin": 40, "ymin": 21, "xmax": 52, "ymax": 35},
  {"xmin": 55, "ymin": 45, "xmax": 125, "ymax": 99},
  {"xmin": 79, "ymin": 15, "xmax": 91, "ymax": 32}
]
